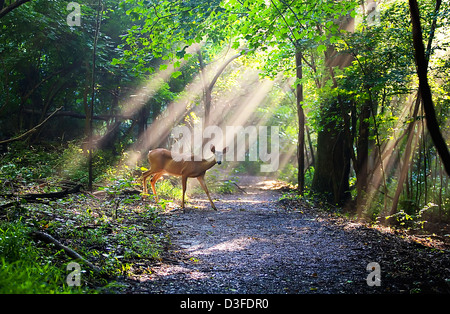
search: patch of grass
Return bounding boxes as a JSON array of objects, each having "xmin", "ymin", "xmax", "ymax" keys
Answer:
[
  {"xmin": 0, "ymin": 220, "xmax": 87, "ymax": 294},
  {"xmin": 38, "ymin": 194, "xmax": 165, "ymax": 277},
  {"xmin": 155, "ymin": 179, "xmax": 183, "ymax": 200}
]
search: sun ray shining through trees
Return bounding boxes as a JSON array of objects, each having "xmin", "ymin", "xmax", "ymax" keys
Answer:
[{"xmin": 0, "ymin": 0, "xmax": 449, "ymax": 295}]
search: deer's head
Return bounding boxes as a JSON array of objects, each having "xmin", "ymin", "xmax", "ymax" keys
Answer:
[{"xmin": 210, "ymin": 145, "xmax": 228, "ymax": 165}]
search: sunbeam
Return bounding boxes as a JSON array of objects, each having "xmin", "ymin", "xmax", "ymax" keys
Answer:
[{"xmin": 355, "ymin": 93, "xmax": 424, "ymax": 220}]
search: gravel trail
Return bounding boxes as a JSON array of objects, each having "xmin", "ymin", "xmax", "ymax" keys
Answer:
[{"xmin": 124, "ymin": 176, "xmax": 450, "ymax": 294}]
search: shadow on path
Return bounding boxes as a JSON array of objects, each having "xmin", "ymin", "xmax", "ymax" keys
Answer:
[{"xmin": 125, "ymin": 176, "xmax": 450, "ymax": 294}]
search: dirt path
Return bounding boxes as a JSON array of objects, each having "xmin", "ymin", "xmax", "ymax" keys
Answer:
[{"xmin": 124, "ymin": 176, "xmax": 450, "ymax": 294}]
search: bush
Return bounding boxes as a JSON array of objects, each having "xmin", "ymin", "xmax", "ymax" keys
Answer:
[
  {"xmin": 0, "ymin": 143, "xmax": 167, "ymax": 292},
  {"xmin": 0, "ymin": 142, "xmax": 59, "ymax": 188},
  {"xmin": 58, "ymin": 141, "xmax": 119, "ymax": 186}
]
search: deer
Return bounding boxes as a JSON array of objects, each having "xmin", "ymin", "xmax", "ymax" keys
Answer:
[{"xmin": 141, "ymin": 145, "xmax": 228, "ymax": 211}]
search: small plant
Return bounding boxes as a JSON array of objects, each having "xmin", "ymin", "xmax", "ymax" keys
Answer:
[
  {"xmin": 154, "ymin": 179, "xmax": 183, "ymax": 200},
  {"xmin": 205, "ymin": 170, "xmax": 239, "ymax": 195},
  {"xmin": 386, "ymin": 210, "xmax": 414, "ymax": 228},
  {"xmin": 217, "ymin": 179, "xmax": 238, "ymax": 194}
]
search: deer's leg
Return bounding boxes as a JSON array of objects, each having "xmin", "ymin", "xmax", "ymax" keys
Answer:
[
  {"xmin": 150, "ymin": 172, "xmax": 163, "ymax": 202},
  {"xmin": 181, "ymin": 176, "xmax": 188, "ymax": 211},
  {"xmin": 143, "ymin": 177, "xmax": 148, "ymax": 195},
  {"xmin": 197, "ymin": 175, "xmax": 217, "ymax": 210},
  {"xmin": 141, "ymin": 169, "xmax": 155, "ymax": 197}
]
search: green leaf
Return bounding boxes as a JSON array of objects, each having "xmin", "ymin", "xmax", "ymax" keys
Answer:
[
  {"xmin": 159, "ymin": 64, "xmax": 168, "ymax": 71},
  {"xmin": 317, "ymin": 45, "xmax": 327, "ymax": 53},
  {"xmin": 172, "ymin": 71, "xmax": 182, "ymax": 79}
]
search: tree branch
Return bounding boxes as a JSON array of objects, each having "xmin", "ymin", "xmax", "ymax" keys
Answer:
[
  {"xmin": 0, "ymin": 106, "xmax": 62, "ymax": 144},
  {"xmin": 208, "ymin": 51, "xmax": 246, "ymax": 91},
  {"xmin": 0, "ymin": 0, "xmax": 31, "ymax": 19},
  {"xmin": 31, "ymin": 231, "xmax": 101, "ymax": 273},
  {"xmin": 0, "ymin": 183, "xmax": 82, "ymax": 209}
]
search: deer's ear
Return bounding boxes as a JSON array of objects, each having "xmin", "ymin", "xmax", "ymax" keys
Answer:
[
  {"xmin": 210, "ymin": 144, "xmax": 216, "ymax": 153},
  {"xmin": 223, "ymin": 146, "xmax": 229, "ymax": 153}
]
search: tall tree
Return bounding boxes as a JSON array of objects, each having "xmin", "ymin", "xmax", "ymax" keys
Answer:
[
  {"xmin": 296, "ymin": 50, "xmax": 305, "ymax": 193},
  {"xmin": 408, "ymin": 0, "xmax": 450, "ymax": 177},
  {"xmin": 197, "ymin": 48, "xmax": 246, "ymax": 128},
  {"xmin": 220, "ymin": 0, "xmax": 358, "ymax": 198},
  {"xmin": 88, "ymin": 0, "xmax": 103, "ymax": 191}
]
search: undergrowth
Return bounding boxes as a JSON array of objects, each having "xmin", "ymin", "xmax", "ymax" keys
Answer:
[
  {"xmin": 0, "ymin": 220, "xmax": 88, "ymax": 293},
  {"xmin": 278, "ymin": 184, "xmax": 450, "ymax": 237},
  {"xmin": 0, "ymin": 142, "xmax": 164, "ymax": 293},
  {"xmin": 0, "ymin": 142, "xmax": 238, "ymax": 293}
]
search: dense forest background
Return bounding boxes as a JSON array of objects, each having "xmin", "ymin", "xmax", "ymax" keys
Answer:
[{"xmin": 0, "ymin": 0, "xmax": 449, "ymax": 293}]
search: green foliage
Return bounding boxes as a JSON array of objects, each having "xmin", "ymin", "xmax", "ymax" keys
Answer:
[
  {"xmin": 0, "ymin": 220, "xmax": 87, "ymax": 293},
  {"xmin": 54, "ymin": 201, "xmax": 164, "ymax": 275},
  {"xmin": 0, "ymin": 143, "xmax": 167, "ymax": 291},
  {"xmin": 117, "ymin": 0, "xmax": 228, "ymax": 75},
  {"xmin": 0, "ymin": 142, "xmax": 121, "ymax": 188},
  {"xmin": 278, "ymin": 163, "xmax": 298, "ymax": 185},
  {"xmin": 1, "ymin": 0, "xmax": 450, "ymax": 250},
  {"xmin": 0, "ymin": 143, "xmax": 60, "ymax": 191},
  {"xmin": 220, "ymin": 0, "xmax": 359, "ymax": 77},
  {"xmin": 154, "ymin": 179, "xmax": 183, "ymax": 201},
  {"xmin": 0, "ymin": 0, "xmax": 143, "ymax": 141}
]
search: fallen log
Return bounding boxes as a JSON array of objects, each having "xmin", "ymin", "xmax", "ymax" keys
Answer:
[
  {"xmin": 0, "ymin": 184, "xmax": 82, "ymax": 209},
  {"xmin": 19, "ymin": 184, "xmax": 82, "ymax": 201},
  {"xmin": 31, "ymin": 231, "xmax": 101, "ymax": 273}
]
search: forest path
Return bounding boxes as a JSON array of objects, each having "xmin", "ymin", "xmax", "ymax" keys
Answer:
[{"xmin": 124, "ymin": 176, "xmax": 450, "ymax": 294}]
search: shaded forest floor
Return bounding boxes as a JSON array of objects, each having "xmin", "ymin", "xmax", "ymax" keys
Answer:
[
  {"xmin": 123, "ymin": 176, "xmax": 450, "ymax": 294},
  {"xmin": 1, "ymin": 169, "xmax": 449, "ymax": 294}
]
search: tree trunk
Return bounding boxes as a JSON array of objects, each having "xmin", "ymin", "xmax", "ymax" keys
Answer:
[
  {"xmin": 306, "ymin": 125, "xmax": 315, "ymax": 167},
  {"xmin": 389, "ymin": 95, "xmax": 421, "ymax": 221},
  {"xmin": 198, "ymin": 49, "xmax": 244, "ymax": 128},
  {"xmin": 409, "ymin": 0, "xmax": 450, "ymax": 177},
  {"xmin": 296, "ymin": 50, "xmax": 305, "ymax": 194},
  {"xmin": 311, "ymin": 45, "xmax": 353, "ymax": 204},
  {"xmin": 312, "ymin": 106, "xmax": 351, "ymax": 204},
  {"xmin": 88, "ymin": 0, "xmax": 103, "ymax": 191},
  {"xmin": 137, "ymin": 105, "xmax": 149, "ymax": 147},
  {"xmin": 355, "ymin": 101, "xmax": 371, "ymax": 211},
  {"xmin": 197, "ymin": 50, "xmax": 211, "ymax": 127}
]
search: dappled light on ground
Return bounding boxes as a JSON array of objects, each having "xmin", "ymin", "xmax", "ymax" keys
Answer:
[{"xmin": 123, "ymin": 176, "xmax": 450, "ymax": 294}]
